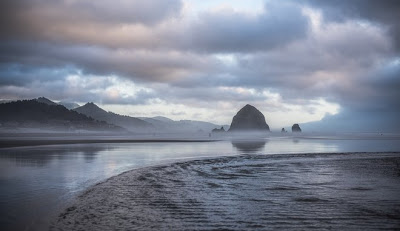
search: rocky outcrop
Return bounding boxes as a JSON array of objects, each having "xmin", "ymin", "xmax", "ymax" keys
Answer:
[
  {"xmin": 281, "ymin": 128, "xmax": 287, "ymax": 133},
  {"xmin": 212, "ymin": 127, "xmax": 225, "ymax": 133},
  {"xmin": 228, "ymin": 104, "xmax": 270, "ymax": 132},
  {"xmin": 292, "ymin": 124, "xmax": 302, "ymax": 132}
]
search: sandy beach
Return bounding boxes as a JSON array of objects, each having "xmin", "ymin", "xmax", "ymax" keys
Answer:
[
  {"xmin": 0, "ymin": 138, "xmax": 217, "ymax": 149},
  {"xmin": 50, "ymin": 152, "xmax": 400, "ymax": 230},
  {"xmin": 2, "ymin": 135, "xmax": 400, "ymax": 230},
  {"xmin": 2, "ymin": 132, "xmax": 399, "ymax": 149},
  {"xmin": 0, "ymin": 133, "xmax": 221, "ymax": 149}
]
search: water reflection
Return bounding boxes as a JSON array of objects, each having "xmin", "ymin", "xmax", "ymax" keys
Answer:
[
  {"xmin": 231, "ymin": 140, "xmax": 267, "ymax": 154},
  {"xmin": 1, "ymin": 137, "xmax": 400, "ymax": 230},
  {"xmin": 0, "ymin": 145, "xmax": 111, "ymax": 167}
]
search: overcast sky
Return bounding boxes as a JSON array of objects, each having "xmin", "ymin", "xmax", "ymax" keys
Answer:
[{"xmin": 0, "ymin": 0, "xmax": 399, "ymax": 131}]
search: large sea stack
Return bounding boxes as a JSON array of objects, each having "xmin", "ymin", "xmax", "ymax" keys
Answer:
[
  {"xmin": 228, "ymin": 104, "xmax": 270, "ymax": 132},
  {"xmin": 292, "ymin": 124, "xmax": 302, "ymax": 132}
]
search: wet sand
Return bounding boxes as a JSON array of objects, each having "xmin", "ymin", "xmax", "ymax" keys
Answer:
[
  {"xmin": 0, "ymin": 138, "xmax": 217, "ymax": 149},
  {"xmin": 0, "ymin": 133, "xmax": 219, "ymax": 149},
  {"xmin": 51, "ymin": 152, "xmax": 400, "ymax": 230},
  {"xmin": 2, "ymin": 132, "xmax": 399, "ymax": 149}
]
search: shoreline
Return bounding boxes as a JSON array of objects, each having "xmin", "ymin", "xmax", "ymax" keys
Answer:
[
  {"xmin": 0, "ymin": 138, "xmax": 219, "ymax": 149},
  {"xmin": 2, "ymin": 131, "xmax": 400, "ymax": 149}
]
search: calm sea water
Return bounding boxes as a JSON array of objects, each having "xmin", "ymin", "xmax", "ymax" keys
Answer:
[{"xmin": 1, "ymin": 135, "xmax": 400, "ymax": 230}]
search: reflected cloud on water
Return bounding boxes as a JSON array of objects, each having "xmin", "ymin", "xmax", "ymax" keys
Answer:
[{"xmin": 0, "ymin": 145, "xmax": 113, "ymax": 167}]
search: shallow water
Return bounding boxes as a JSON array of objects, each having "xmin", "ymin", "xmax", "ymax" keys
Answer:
[
  {"xmin": 52, "ymin": 153, "xmax": 400, "ymax": 230},
  {"xmin": 1, "ymin": 135, "xmax": 400, "ymax": 230}
]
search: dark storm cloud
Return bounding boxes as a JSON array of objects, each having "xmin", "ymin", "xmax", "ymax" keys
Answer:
[
  {"xmin": 359, "ymin": 61, "xmax": 400, "ymax": 111},
  {"xmin": 303, "ymin": 108, "xmax": 400, "ymax": 132},
  {"xmin": 332, "ymin": 63, "xmax": 400, "ymax": 125},
  {"xmin": 303, "ymin": 60, "xmax": 400, "ymax": 132},
  {"xmin": 0, "ymin": 63, "xmax": 75, "ymax": 87},
  {"xmin": 0, "ymin": 0, "xmax": 310, "ymax": 87},
  {"xmin": 184, "ymin": 2, "xmax": 309, "ymax": 53},
  {"xmin": 0, "ymin": 0, "xmax": 182, "ymax": 32},
  {"xmin": 304, "ymin": 0, "xmax": 400, "ymax": 51},
  {"xmin": 0, "ymin": 0, "xmax": 399, "ymax": 131},
  {"xmin": 0, "ymin": 41, "xmax": 220, "ymax": 84},
  {"xmin": 0, "ymin": 0, "xmax": 183, "ymax": 54},
  {"xmin": 0, "ymin": 0, "xmax": 309, "ymax": 53}
]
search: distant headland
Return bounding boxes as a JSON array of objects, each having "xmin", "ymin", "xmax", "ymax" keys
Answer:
[{"xmin": 0, "ymin": 98, "xmax": 301, "ymax": 134}]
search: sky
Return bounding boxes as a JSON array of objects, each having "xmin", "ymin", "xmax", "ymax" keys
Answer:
[{"xmin": 0, "ymin": 0, "xmax": 399, "ymax": 131}]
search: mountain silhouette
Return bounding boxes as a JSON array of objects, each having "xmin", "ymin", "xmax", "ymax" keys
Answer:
[
  {"xmin": 0, "ymin": 97, "xmax": 228, "ymax": 133},
  {"xmin": 139, "ymin": 116, "xmax": 228, "ymax": 133},
  {"xmin": 74, "ymin": 102, "xmax": 153, "ymax": 132},
  {"xmin": 35, "ymin": 97, "xmax": 58, "ymax": 106},
  {"xmin": 0, "ymin": 100, "xmax": 122, "ymax": 131}
]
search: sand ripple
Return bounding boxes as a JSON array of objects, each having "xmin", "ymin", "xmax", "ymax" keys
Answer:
[{"xmin": 51, "ymin": 153, "xmax": 400, "ymax": 230}]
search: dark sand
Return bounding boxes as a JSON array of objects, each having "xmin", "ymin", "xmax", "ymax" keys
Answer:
[
  {"xmin": 51, "ymin": 152, "xmax": 400, "ymax": 230},
  {"xmin": 0, "ymin": 138, "xmax": 217, "ymax": 149},
  {"xmin": 0, "ymin": 133, "xmax": 218, "ymax": 148}
]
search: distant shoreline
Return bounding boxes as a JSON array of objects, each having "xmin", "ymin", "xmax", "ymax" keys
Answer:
[
  {"xmin": 0, "ymin": 138, "xmax": 218, "ymax": 149},
  {"xmin": 2, "ymin": 131, "xmax": 400, "ymax": 149}
]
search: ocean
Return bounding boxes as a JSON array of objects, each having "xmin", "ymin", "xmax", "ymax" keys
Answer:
[{"xmin": 1, "ymin": 133, "xmax": 400, "ymax": 230}]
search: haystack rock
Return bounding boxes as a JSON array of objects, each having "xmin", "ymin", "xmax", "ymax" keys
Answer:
[
  {"xmin": 292, "ymin": 124, "xmax": 302, "ymax": 132},
  {"xmin": 228, "ymin": 104, "xmax": 270, "ymax": 132}
]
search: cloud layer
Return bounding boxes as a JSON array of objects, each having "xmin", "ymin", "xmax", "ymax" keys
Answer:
[{"xmin": 0, "ymin": 0, "xmax": 399, "ymax": 131}]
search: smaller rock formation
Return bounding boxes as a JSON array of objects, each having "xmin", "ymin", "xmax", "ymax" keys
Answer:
[
  {"xmin": 281, "ymin": 128, "xmax": 287, "ymax": 133},
  {"xmin": 212, "ymin": 126, "xmax": 225, "ymax": 133},
  {"xmin": 292, "ymin": 124, "xmax": 302, "ymax": 132}
]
